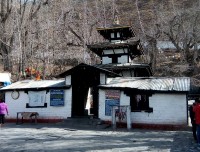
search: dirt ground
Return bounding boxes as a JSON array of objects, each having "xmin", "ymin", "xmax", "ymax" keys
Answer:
[{"xmin": 0, "ymin": 123, "xmax": 200, "ymax": 152}]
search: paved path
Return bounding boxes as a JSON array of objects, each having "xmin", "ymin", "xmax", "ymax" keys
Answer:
[{"xmin": 0, "ymin": 123, "xmax": 199, "ymax": 152}]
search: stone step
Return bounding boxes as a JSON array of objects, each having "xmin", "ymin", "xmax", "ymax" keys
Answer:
[{"xmin": 56, "ymin": 117, "xmax": 111, "ymax": 129}]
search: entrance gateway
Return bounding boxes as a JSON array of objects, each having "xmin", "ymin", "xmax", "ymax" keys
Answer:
[
  {"xmin": 70, "ymin": 63, "xmax": 119, "ymax": 118},
  {"xmin": 71, "ymin": 64, "xmax": 100, "ymax": 118},
  {"xmin": 57, "ymin": 63, "xmax": 119, "ymax": 119}
]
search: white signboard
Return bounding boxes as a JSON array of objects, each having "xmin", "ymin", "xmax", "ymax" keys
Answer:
[{"xmin": 28, "ymin": 91, "xmax": 46, "ymax": 107}]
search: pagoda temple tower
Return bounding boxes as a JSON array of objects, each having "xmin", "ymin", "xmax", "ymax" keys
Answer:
[{"xmin": 87, "ymin": 22, "xmax": 152, "ymax": 77}]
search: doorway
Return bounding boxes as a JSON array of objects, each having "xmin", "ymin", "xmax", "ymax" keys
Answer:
[{"xmin": 71, "ymin": 66, "xmax": 100, "ymax": 118}]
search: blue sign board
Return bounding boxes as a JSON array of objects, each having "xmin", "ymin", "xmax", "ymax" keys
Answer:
[
  {"xmin": 50, "ymin": 90, "xmax": 64, "ymax": 106},
  {"xmin": 105, "ymin": 99, "xmax": 120, "ymax": 116},
  {"xmin": 105, "ymin": 90, "xmax": 120, "ymax": 116}
]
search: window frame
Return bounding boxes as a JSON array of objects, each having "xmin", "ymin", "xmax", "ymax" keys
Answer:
[
  {"xmin": 110, "ymin": 32, "xmax": 121, "ymax": 39},
  {"xmin": 130, "ymin": 94, "xmax": 153, "ymax": 113}
]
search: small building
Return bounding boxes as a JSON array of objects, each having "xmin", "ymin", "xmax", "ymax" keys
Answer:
[
  {"xmin": 1, "ymin": 79, "xmax": 71, "ymax": 122},
  {"xmin": 0, "ymin": 72, "xmax": 11, "ymax": 99},
  {"xmin": 98, "ymin": 77, "xmax": 190, "ymax": 129}
]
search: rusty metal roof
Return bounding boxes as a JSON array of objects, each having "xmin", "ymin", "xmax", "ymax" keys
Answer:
[
  {"xmin": 99, "ymin": 77, "xmax": 190, "ymax": 92},
  {"xmin": 0, "ymin": 79, "xmax": 70, "ymax": 91}
]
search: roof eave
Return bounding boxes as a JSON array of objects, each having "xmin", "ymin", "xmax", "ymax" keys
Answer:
[
  {"xmin": 0, "ymin": 85, "xmax": 71, "ymax": 92},
  {"xmin": 98, "ymin": 86, "xmax": 189, "ymax": 93}
]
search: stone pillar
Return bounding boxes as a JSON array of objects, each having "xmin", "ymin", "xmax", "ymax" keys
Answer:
[
  {"xmin": 112, "ymin": 106, "xmax": 118, "ymax": 129},
  {"xmin": 127, "ymin": 106, "xmax": 131, "ymax": 130}
]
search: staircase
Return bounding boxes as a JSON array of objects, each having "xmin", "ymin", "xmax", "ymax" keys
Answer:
[{"xmin": 56, "ymin": 117, "xmax": 111, "ymax": 130}]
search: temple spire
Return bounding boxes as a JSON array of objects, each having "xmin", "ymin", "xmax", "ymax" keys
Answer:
[{"xmin": 113, "ymin": 15, "xmax": 119, "ymax": 25}]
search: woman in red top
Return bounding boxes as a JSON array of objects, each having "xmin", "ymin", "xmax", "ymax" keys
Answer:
[
  {"xmin": 0, "ymin": 99, "xmax": 9, "ymax": 128},
  {"xmin": 193, "ymin": 100, "xmax": 200, "ymax": 147}
]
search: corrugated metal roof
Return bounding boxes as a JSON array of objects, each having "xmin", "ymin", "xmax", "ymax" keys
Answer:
[
  {"xmin": 0, "ymin": 79, "xmax": 68, "ymax": 91},
  {"xmin": 100, "ymin": 77, "xmax": 190, "ymax": 92}
]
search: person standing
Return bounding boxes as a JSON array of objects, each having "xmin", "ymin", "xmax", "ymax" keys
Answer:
[
  {"xmin": 189, "ymin": 102, "xmax": 197, "ymax": 141},
  {"xmin": 0, "ymin": 99, "xmax": 9, "ymax": 128},
  {"xmin": 193, "ymin": 99, "xmax": 200, "ymax": 147}
]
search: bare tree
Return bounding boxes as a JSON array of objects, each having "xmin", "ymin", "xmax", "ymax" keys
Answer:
[
  {"xmin": 4, "ymin": 0, "xmax": 199, "ymax": 81},
  {"xmin": 135, "ymin": 0, "xmax": 160, "ymax": 73},
  {"xmin": 134, "ymin": 0, "xmax": 200, "ymax": 76},
  {"xmin": 0, "ymin": 0, "xmax": 13, "ymax": 71},
  {"xmin": 155, "ymin": 4, "xmax": 200, "ymax": 65}
]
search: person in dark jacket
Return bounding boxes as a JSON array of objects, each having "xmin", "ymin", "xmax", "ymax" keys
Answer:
[{"xmin": 189, "ymin": 102, "xmax": 197, "ymax": 141}]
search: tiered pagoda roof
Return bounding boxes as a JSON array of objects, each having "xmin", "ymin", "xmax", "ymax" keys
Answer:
[
  {"xmin": 87, "ymin": 40, "xmax": 143, "ymax": 57},
  {"xmin": 87, "ymin": 23, "xmax": 144, "ymax": 59},
  {"xmin": 96, "ymin": 24, "xmax": 135, "ymax": 40}
]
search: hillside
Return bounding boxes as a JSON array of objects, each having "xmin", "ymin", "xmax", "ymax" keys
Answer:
[
  {"xmin": 0, "ymin": 0, "xmax": 199, "ymax": 84},
  {"xmin": 82, "ymin": 0, "xmax": 200, "ymax": 82}
]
